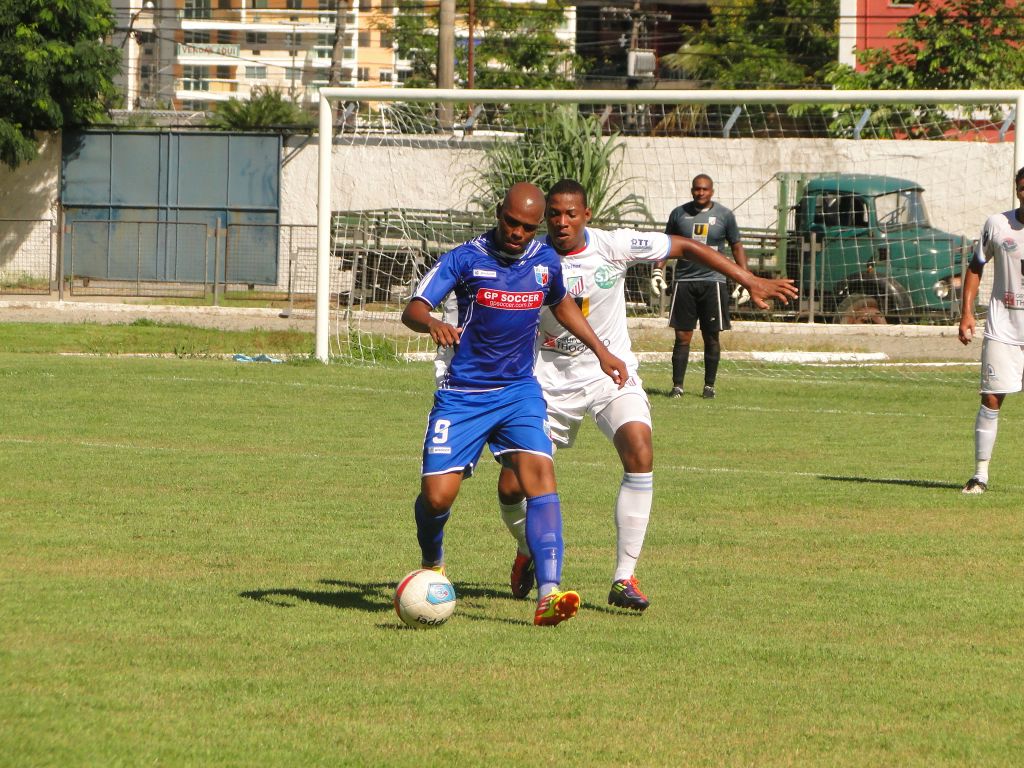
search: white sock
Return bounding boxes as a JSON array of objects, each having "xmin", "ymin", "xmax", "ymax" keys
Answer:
[
  {"xmin": 499, "ymin": 498, "xmax": 529, "ymax": 555},
  {"xmin": 613, "ymin": 472, "xmax": 653, "ymax": 582},
  {"xmin": 975, "ymin": 405, "xmax": 999, "ymax": 483}
]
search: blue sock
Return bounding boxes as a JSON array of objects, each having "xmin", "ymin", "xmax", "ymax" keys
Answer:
[
  {"xmin": 414, "ymin": 495, "xmax": 449, "ymax": 566},
  {"xmin": 525, "ymin": 493, "xmax": 563, "ymax": 597}
]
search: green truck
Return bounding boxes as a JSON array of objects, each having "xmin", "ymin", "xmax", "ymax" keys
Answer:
[{"xmin": 743, "ymin": 173, "xmax": 973, "ymax": 323}]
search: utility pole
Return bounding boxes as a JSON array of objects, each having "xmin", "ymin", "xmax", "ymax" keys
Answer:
[
  {"xmin": 437, "ymin": 0, "xmax": 455, "ymax": 128},
  {"xmin": 467, "ymin": 0, "xmax": 475, "ymax": 90},
  {"xmin": 329, "ymin": 0, "xmax": 350, "ymax": 87}
]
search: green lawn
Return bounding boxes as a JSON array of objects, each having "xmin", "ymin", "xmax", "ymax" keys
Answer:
[{"xmin": 2, "ymin": 326, "xmax": 1022, "ymax": 766}]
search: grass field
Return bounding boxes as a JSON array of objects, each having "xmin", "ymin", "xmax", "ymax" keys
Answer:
[{"xmin": 2, "ymin": 323, "xmax": 1023, "ymax": 766}]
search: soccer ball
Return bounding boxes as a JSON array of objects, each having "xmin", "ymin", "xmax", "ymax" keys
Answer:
[{"xmin": 394, "ymin": 569, "xmax": 456, "ymax": 628}]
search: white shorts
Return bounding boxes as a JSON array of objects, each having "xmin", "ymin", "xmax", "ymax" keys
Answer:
[
  {"xmin": 543, "ymin": 371, "xmax": 651, "ymax": 448},
  {"xmin": 980, "ymin": 336, "xmax": 1024, "ymax": 394}
]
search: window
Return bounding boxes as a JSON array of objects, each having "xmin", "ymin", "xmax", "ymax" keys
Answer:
[
  {"xmin": 287, "ymin": 0, "xmax": 303, "ymax": 8},
  {"xmin": 215, "ymin": 66, "xmax": 231, "ymax": 81},
  {"xmin": 245, "ymin": 32, "xmax": 268, "ymax": 46},
  {"xmin": 184, "ymin": 31, "xmax": 211, "ymax": 45},
  {"xmin": 218, "ymin": 0, "xmax": 231, "ymax": 8},
  {"xmin": 245, "ymin": 66, "xmax": 267, "ymax": 79},
  {"xmin": 379, "ymin": 69, "xmax": 392, "ymax": 82},
  {"xmin": 357, "ymin": 66, "xmax": 369, "ymax": 81},
  {"xmin": 287, "ymin": 32, "xmax": 303, "ymax": 48},
  {"xmin": 182, "ymin": 65, "xmax": 210, "ymax": 91},
  {"xmin": 252, "ymin": 0, "xmax": 268, "ymax": 8},
  {"xmin": 216, "ymin": 30, "xmax": 232, "ymax": 44},
  {"xmin": 379, "ymin": 0, "xmax": 393, "ymax": 11},
  {"xmin": 379, "ymin": 31, "xmax": 393, "ymax": 48},
  {"xmin": 358, "ymin": 31, "xmax": 371, "ymax": 47},
  {"xmin": 183, "ymin": 0, "xmax": 211, "ymax": 19},
  {"xmin": 397, "ymin": 69, "xmax": 410, "ymax": 83}
]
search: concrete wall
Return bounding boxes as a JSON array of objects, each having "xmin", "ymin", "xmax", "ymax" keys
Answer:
[
  {"xmin": 0, "ymin": 136, "xmax": 61, "ymax": 284},
  {"xmin": 282, "ymin": 133, "xmax": 1015, "ymax": 239},
  {"xmin": 3, "ymin": 131, "xmax": 1015, "ymax": 289}
]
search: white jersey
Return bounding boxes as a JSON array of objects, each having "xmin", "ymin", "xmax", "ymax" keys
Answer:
[
  {"xmin": 978, "ymin": 209, "xmax": 1024, "ymax": 345},
  {"xmin": 535, "ymin": 227, "xmax": 670, "ymax": 386}
]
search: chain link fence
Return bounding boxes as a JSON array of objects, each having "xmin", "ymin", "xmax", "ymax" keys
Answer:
[{"xmin": 0, "ymin": 219, "xmax": 56, "ymax": 294}]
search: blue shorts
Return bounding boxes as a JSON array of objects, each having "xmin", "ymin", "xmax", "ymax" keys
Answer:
[{"xmin": 421, "ymin": 379, "xmax": 553, "ymax": 477}]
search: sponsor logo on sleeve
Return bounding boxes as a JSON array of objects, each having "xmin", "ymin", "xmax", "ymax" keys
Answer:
[{"xmin": 630, "ymin": 237, "xmax": 650, "ymax": 251}]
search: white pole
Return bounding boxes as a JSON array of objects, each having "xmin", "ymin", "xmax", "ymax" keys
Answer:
[
  {"xmin": 315, "ymin": 96, "xmax": 333, "ymax": 363},
  {"xmin": 1015, "ymin": 93, "xmax": 1024, "ymax": 207}
]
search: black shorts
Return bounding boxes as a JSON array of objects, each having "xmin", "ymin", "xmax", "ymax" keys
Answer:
[{"xmin": 668, "ymin": 281, "xmax": 731, "ymax": 333}]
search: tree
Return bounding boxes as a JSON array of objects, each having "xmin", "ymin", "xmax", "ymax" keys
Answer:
[
  {"xmin": 825, "ymin": 0, "xmax": 1024, "ymax": 90},
  {"xmin": 0, "ymin": 0, "xmax": 121, "ymax": 169},
  {"xmin": 818, "ymin": 0, "xmax": 1024, "ymax": 137},
  {"xmin": 391, "ymin": 0, "xmax": 581, "ymax": 89},
  {"xmin": 661, "ymin": 0, "xmax": 838, "ymax": 88},
  {"xmin": 207, "ymin": 87, "xmax": 315, "ymax": 132}
]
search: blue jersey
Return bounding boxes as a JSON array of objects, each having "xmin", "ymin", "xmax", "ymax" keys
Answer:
[{"xmin": 413, "ymin": 231, "xmax": 567, "ymax": 389}]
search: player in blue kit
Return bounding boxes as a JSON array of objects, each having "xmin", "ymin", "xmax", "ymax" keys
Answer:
[{"xmin": 401, "ymin": 182, "xmax": 628, "ymax": 627}]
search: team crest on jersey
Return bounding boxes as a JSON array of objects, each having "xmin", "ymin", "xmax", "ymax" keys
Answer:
[
  {"xmin": 534, "ymin": 265, "xmax": 550, "ymax": 286},
  {"xmin": 708, "ymin": 216, "xmax": 717, "ymax": 225},
  {"xmin": 594, "ymin": 265, "xmax": 615, "ymax": 289},
  {"xmin": 566, "ymin": 275, "xmax": 585, "ymax": 296}
]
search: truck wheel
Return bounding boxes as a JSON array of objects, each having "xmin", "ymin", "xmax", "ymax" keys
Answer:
[{"xmin": 837, "ymin": 294, "xmax": 886, "ymax": 324}]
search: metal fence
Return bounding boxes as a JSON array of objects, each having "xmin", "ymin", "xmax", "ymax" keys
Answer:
[
  {"xmin": 58, "ymin": 220, "xmax": 317, "ymax": 303},
  {"xmin": 0, "ymin": 219, "xmax": 56, "ymax": 294}
]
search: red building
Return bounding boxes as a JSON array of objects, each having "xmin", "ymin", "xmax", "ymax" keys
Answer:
[{"xmin": 839, "ymin": 0, "xmax": 920, "ymax": 69}]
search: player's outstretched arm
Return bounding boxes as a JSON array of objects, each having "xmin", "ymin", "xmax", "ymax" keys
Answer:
[
  {"xmin": 550, "ymin": 297, "xmax": 626, "ymax": 387},
  {"xmin": 666, "ymin": 236, "xmax": 798, "ymax": 309},
  {"xmin": 958, "ymin": 261, "xmax": 984, "ymax": 345},
  {"xmin": 402, "ymin": 297, "xmax": 461, "ymax": 348}
]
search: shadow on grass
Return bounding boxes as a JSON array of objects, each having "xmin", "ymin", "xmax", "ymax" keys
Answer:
[
  {"xmin": 819, "ymin": 474, "xmax": 961, "ymax": 490},
  {"xmin": 239, "ymin": 578, "xmax": 533, "ymax": 615},
  {"xmin": 240, "ymin": 579, "xmax": 393, "ymax": 612}
]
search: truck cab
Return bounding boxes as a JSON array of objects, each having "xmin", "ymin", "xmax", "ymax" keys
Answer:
[{"xmin": 784, "ymin": 174, "xmax": 970, "ymax": 323}]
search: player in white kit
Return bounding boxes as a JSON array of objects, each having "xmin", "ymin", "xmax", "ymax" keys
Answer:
[
  {"xmin": 959, "ymin": 167, "xmax": 1024, "ymax": 494},
  {"xmin": 498, "ymin": 179, "xmax": 798, "ymax": 610}
]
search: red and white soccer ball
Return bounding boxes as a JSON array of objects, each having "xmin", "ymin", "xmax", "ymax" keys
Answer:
[{"xmin": 394, "ymin": 569, "xmax": 457, "ymax": 628}]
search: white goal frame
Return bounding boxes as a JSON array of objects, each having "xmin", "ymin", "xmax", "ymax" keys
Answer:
[{"xmin": 314, "ymin": 87, "xmax": 1024, "ymax": 363}]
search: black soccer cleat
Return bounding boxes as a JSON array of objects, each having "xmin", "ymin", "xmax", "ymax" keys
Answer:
[
  {"xmin": 608, "ymin": 576, "xmax": 650, "ymax": 612},
  {"xmin": 702, "ymin": 385, "xmax": 716, "ymax": 399}
]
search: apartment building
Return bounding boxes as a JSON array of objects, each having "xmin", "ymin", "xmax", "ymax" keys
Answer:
[{"xmin": 113, "ymin": 0, "xmax": 404, "ymax": 111}]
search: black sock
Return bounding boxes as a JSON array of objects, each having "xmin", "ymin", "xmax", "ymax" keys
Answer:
[
  {"xmin": 703, "ymin": 334, "xmax": 720, "ymax": 387},
  {"xmin": 672, "ymin": 340, "xmax": 690, "ymax": 388}
]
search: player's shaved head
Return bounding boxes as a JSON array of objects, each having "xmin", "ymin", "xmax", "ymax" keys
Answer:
[
  {"xmin": 501, "ymin": 182, "xmax": 546, "ymax": 219},
  {"xmin": 494, "ymin": 182, "xmax": 546, "ymax": 257}
]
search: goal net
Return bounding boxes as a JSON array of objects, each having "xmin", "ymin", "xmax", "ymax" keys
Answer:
[{"xmin": 313, "ymin": 88, "xmax": 1024, "ymax": 382}]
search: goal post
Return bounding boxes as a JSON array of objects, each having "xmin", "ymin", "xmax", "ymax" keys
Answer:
[{"xmin": 314, "ymin": 87, "xmax": 1024, "ymax": 365}]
